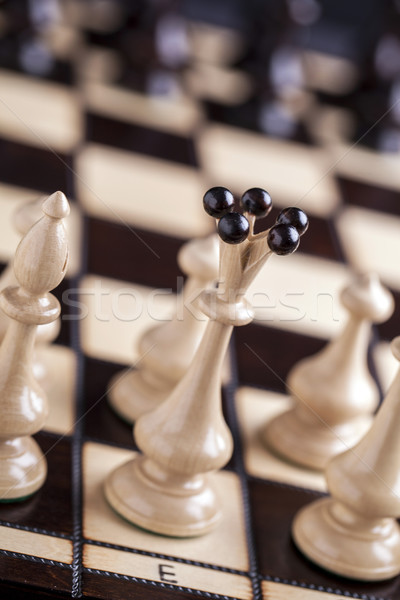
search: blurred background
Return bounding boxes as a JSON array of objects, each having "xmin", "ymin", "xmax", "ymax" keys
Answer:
[
  {"xmin": 1, "ymin": 0, "xmax": 400, "ymax": 351},
  {"xmin": 0, "ymin": 0, "xmax": 400, "ymax": 274},
  {"xmin": 1, "ymin": 0, "xmax": 400, "ymax": 151}
]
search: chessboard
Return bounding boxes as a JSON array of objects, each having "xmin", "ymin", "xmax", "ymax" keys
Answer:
[{"xmin": 1, "ymin": 2, "xmax": 400, "ymax": 599}]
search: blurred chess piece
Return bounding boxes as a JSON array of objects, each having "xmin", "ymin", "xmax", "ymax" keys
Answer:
[
  {"xmin": 293, "ymin": 335, "xmax": 400, "ymax": 581},
  {"xmin": 105, "ymin": 187, "xmax": 308, "ymax": 536},
  {"xmin": 108, "ymin": 234, "xmax": 219, "ymax": 423},
  {"xmin": 0, "ymin": 192, "xmax": 69, "ymax": 501},
  {"xmin": 264, "ymin": 273, "xmax": 394, "ymax": 470}
]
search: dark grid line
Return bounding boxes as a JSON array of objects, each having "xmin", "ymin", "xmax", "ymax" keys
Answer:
[
  {"xmin": 84, "ymin": 538, "xmax": 250, "ymax": 576},
  {"xmin": 224, "ymin": 336, "xmax": 262, "ymax": 600},
  {"xmin": 0, "ymin": 548, "xmax": 72, "ymax": 569},
  {"xmin": 0, "ymin": 520, "xmax": 73, "ymax": 540},
  {"xmin": 69, "ymin": 214, "xmax": 90, "ymax": 598},
  {"xmin": 247, "ymin": 475, "xmax": 327, "ymax": 496}
]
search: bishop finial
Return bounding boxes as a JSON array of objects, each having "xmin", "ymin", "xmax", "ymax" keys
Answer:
[
  {"xmin": 42, "ymin": 190, "xmax": 70, "ymax": 220},
  {"xmin": 14, "ymin": 191, "xmax": 69, "ymax": 296}
]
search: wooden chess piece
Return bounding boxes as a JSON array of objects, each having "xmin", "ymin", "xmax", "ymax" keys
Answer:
[
  {"xmin": 108, "ymin": 233, "xmax": 219, "ymax": 423},
  {"xmin": 0, "ymin": 195, "xmax": 61, "ymax": 383},
  {"xmin": 105, "ymin": 187, "xmax": 308, "ymax": 536},
  {"xmin": 0, "ymin": 191, "xmax": 69, "ymax": 501},
  {"xmin": 293, "ymin": 334, "xmax": 400, "ymax": 581},
  {"xmin": 263, "ymin": 273, "xmax": 394, "ymax": 470}
]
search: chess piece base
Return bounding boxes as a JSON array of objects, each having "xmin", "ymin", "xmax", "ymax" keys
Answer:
[
  {"xmin": 108, "ymin": 370, "xmax": 168, "ymax": 424},
  {"xmin": 104, "ymin": 455, "xmax": 221, "ymax": 537},
  {"xmin": 263, "ymin": 407, "xmax": 372, "ymax": 470},
  {"xmin": 0, "ymin": 437, "xmax": 47, "ymax": 501},
  {"xmin": 293, "ymin": 497, "xmax": 400, "ymax": 581}
]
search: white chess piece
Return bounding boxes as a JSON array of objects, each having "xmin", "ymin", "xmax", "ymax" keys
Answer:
[
  {"xmin": 0, "ymin": 196, "xmax": 61, "ymax": 384},
  {"xmin": 0, "ymin": 192, "xmax": 69, "ymax": 501},
  {"xmin": 108, "ymin": 234, "xmax": 219, "ymax": 422},
  {"xmin": 293, "ymin": 335, "xmax": 400, "ymax": 581},
  {"xmin": 264, "ymin": 273, "xmax": 394, "ymax": 470}
]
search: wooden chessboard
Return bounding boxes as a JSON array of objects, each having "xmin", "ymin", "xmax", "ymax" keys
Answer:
[{"xmin": 1, "ymin": 3, "xmax": 400, "ymax": 599}]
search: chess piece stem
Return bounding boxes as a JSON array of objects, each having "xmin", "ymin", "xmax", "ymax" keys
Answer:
[
  {"xmin": 106, "ymin": 318, "xmax": 234, "ymax": 536},
  {"xmin": 293, "ymin": 335, "xmax": 400, "ymax": 580},
  {"xmin": 108, "ymin": 234, "xmax": 219, "ymax": 423},
  {"xmin": 104, "ymin": 258, "xmax": 246, "ymax": 535},
  {"xmin": 264, "ymin": 273, "xmax": 394, "ymax": 470},
  {"xmin": 0, "ymin": 191, "xmax": 69, "ymax": 501}
]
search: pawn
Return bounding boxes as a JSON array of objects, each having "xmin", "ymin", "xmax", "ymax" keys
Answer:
[
  {"xmin": 108, "ymin": 233, "xmax": 219, "ymax": 423},
  {"xmin": 0, "ymin": 191, "xmax": 69, "ymax": 501},
  {"xmin": 264, "ymin": 273, "xmax": 394, "ymax": 470},
  {"xmin": 0, "ymin": 196, "xmax": 60, "ymax": 383},
  {"xmin": 293, "ymin": 335, "xmax": 400, "ymax": 581}
]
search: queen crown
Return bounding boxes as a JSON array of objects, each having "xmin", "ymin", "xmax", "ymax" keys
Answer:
[{"xmin": 202, "ymin": 187, "xmax": 308, "ymax": 314}]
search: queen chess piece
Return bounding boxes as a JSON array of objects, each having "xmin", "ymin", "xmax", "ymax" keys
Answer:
[{"xmin": 104, "ymin": 187, "xmax": 308, "ymax": 536}]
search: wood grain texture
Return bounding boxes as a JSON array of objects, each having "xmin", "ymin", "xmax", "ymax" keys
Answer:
[
  {"xmin": 1, "ymin": 2, "xmax": 400, "ymax": 598},
  {"xmin": 264, "ymin": 274, "xmax": 394, "ymax": 470},
  {"xmin": 293, "ymin": 336, "xmax": 400, "ymax": 580},
  {"xmin": 108, "ymin": 234, "xmax": 219, "ymax": 422},
  {"xmin": 0, "ymin": 193, "xmax": 69, "ymax": 500}
]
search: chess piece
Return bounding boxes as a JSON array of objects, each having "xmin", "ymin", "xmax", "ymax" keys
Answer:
[
  {"xmin": 293, "ymin": 334, "xmax": 400, "ymax": 581},
  {"xmin": 0, "ymin": 191, "xmax": 69, "ymax": 501},
  {"xmin": 264, "ymin": 273, "xmax": 394, "ymax": 470},
  {"xmin": 105, "ymin": 187, "xmax": 308, "ymax": 536},
  {"xmin": 108, "ymin": 233, "xmax": 219, "ymax": 423},
  {"xmin": 0, "ymin": 196, "xmax": 61, "ymax": 383}
]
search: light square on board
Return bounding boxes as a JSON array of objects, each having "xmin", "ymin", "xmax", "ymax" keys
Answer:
[
  {"xmin": 262, "ymin": 580, "xmax": 352, "ymax": 600},
  {"xmin": 184, "ymin": 64, "xmax": 253, "ymax": 105},
  {"xmin": 76, "ymin": 143, "xmax": 212, "ymax": 238},
  {"xmin": 236, "ymin": 387, "xmax": 326, "ymax": 492},
  {"xmin": 84, "ymin": 82, "xmax": 202, "ymax": 136},
  {"xmin": 82, "ymin": 442, "xmax": 250, "ymax": 573},
  {"xmin": 333, "ymin": 142, "xmax": 400, "ymax": 191},
  {"xmin": 79, "ymin": 276, "xmax": 177, "ymax": 365},
  {"xmin": 187, "ymin": 21, "xmax": 245, "ymax": 66},
  {"xmin": 197, "ymin": 124, "xmax": 341, "ymax": 217},
  {"xmin": 78, "ymin": 45, "xmax": 121, "ymax": 84},
  {"xmin": 248, "ymin": 252, "xmax": 350, "ymax": 340},
  {"xmin": 0, "ymin": 525, "xmax": 72, "ymax": 564},
  {"xmin": 0, "ymin": 183, "xmax": 38, "ymax": 260},
  {"xmin": 0, "ymin": 69, "xmax": 82, "ymax": 153},
  {"xmin": 301, "ymin": 50, "xmax": 359, "ymax": 95},
  {"xmin": 84, "ymin": 544, "xmax": 252, "ymax": 599},
  {"xmin": 337, "ymin": 206, "xmax": 400, "ymax": 291}
]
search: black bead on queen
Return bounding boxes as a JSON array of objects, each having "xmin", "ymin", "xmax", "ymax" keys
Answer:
[{"xmin": 203, "ymin": 186, "xmax": 308, "ymax": 255}]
